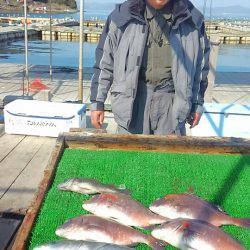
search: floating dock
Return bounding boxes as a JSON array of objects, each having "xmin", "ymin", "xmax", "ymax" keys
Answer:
[
  {"xmin": 0, "ymin": 16, "xmax": 105, "ymax": 28},
  {"xmin": 0, "ymin": 26, "xmax": 38, "ymax": 42},
  {"xmin": 1, "ymin": 19, "xmax": 250, "ymax": 44},
  {"xmin": 41, "ymin": 28, "xmax": 101, "ymax": 43}
]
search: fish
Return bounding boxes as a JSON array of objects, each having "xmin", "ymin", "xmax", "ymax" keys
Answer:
[
  {"xmin": 151, "ymin": 218, "xmax": 246, "ymax": 250},
  {"xmin": 82, "ymin": 193, "xmax": 167, "ymax": 229},
  {"xmin": 55, "ymin": 215, "xmax": 165, "ymax": 250},
  {"xmin": 57, "ymin": 178, "xmax": 130, "ymax": 195},
  {"xmin": 149, "ymin": 193, "xmax": 250, "ymax": 228},
  {"xmin": 33, "ymin": 240, "xmax": 133, "ymax": 249}
]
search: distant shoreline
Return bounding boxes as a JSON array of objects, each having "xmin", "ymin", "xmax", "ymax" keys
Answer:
[{"xmin": 0, "ymin": 10, "xmax": 78, "ymax": 14}]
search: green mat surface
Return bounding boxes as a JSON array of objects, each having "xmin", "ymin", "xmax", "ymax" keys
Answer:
[{"xmin": 29, "ymin": 149, "xmax": 250, "ymax": 249}]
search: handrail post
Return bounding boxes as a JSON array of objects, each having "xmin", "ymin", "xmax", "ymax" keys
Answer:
[
  {"xmin": 78, "ymin": 0, "xmax": 84, "ymax": 103},
  {"xmin": 24, "ymin": 0, "xmax": 29, "ymax": 95}
]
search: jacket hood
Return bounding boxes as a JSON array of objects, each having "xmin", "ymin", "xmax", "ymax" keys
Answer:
[{"xmin": 110, "ymin": 0, "xmax": 204, "ymax": 29}]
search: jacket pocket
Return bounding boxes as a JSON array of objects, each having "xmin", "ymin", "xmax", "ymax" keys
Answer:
[
  {"xmin": 110, "ymin": 84, "xmax": 127, "ymax": 95},
  {"xmin": 110, "ymin": 83, "xmax": 133, "ymax": 128},
  {"xmin": 110, "ymin": 79, "xmax": 133, "ymax": 97}
]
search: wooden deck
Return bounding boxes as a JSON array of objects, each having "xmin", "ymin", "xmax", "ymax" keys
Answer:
[
  {"xmin": 0, "ymin": 63, "xmax": 249, "ymax": 107},
  {"xmin": 0, "ymin": 131, "xmax": 57, "ymax": 248},
  {"xmin": 0, "ymin": 133, "xmax": 56, "ymax": 214},
  {"xmin": 0, "ymin": 112, "xmax": 117, "ymax": 249},
  {"xmin": 0, "ymin": 117, "xmax": 117, "ymax": 211},
  {"xmin": 0, "ymin": 114, "xmax": 117, "ymax": 214}
]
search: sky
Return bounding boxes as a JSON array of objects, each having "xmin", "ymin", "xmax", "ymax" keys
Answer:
[
  {"xmin": 192, "ymin": 0, "xmax": 249, "ymax": 8},
  {"xmin": 83, "ymin": 0, "xmax": 250, "ymax": 8}
]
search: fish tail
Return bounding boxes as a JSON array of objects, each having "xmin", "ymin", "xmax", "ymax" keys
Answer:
[
  {"xmin": 147, "ymin": 235, "xmax": 167, "ymax": 250},
  {"xmin": 231, "ymin": 217, "xmax": 250, "ymax": 228}
]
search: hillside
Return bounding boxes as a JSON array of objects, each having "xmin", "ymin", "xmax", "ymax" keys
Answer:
[
  {"xmin": 0, "ymin": 0, "xmax": 77, "ymax": 13},
  {"xmin": 203, "ymin": 5, "xmax": 250, "ymax": 16}
]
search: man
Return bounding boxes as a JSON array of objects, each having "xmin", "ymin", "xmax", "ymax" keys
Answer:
[{"xmin": 90, "ymin": 0, "xmax": 210, "ymax": 135}]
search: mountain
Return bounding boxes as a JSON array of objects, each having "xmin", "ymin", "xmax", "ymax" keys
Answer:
[
  {"xmin": 84, "ymin": 1, "xmax": 250, "ymax": 17},
  {"xmin": 0, "ymin": 0, "xmax": 77, "ymax": 13},
  {"xmin": 33, "ymin": 0, "xmax": 77, "ymax": 9},
  {"xmin": 202, "ymin": 5, "xmax": 250, "ymax": 15}
]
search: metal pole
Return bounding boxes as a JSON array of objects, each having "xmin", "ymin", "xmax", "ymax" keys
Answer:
[
  {"xmin": 49, "ymin": 0, "xmax": 53, "ymax": 84},
  {"xmin": 203, "ymin": 0, "xmax": 208, "ymax": 16},
  {"xmin": 78, "ymin": 0, "xmax": 84, "ymax": 102},
  {"xmin": 209, "ymin": 0, "xmax": 213, "ymax": 35},
  {"xmin": 24, "ymin": 0, "xmax": 29, "ymax": 95}
]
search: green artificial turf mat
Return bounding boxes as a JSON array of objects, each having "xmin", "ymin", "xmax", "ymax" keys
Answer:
[{"xmin": 28, "ymin": 149, "xmax": 250, "ymax": 249}]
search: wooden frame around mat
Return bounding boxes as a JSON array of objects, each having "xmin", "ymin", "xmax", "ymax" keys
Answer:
[{"xmin": 12, "ymin": 132, "xmax": 250, "ymax": 250}]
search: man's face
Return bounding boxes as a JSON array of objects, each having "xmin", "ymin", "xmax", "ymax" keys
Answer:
[{"xmin": 146, "ymin": 0, "xmax": 172, "ymax": 10}]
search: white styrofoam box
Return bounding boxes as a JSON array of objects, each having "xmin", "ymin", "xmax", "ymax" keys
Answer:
[
  {"xmin": 191, "ymin": 103, "xmax": 250, "ymax": 138},
  {"xmin": 4, "ymin": 100, "xmax": 86, "ymax": 137}
]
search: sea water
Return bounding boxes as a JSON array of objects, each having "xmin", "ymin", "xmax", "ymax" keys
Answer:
[{"xmin": 1, "ymin": 39, "xmax": 250, "ymax": 74}]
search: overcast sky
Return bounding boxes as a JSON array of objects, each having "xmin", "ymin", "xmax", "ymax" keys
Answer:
[{"xmin": 84, "ymin": 0, "xmax": 250, "ymax": 8}]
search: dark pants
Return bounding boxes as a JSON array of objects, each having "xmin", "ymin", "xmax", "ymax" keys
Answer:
[{"xmin": 118, "ymin": 81, "xmax": 186, "ymax": 135}]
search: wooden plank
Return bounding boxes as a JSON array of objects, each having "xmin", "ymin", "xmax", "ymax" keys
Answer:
[
  {"xmin": 63, "ymin": 133, "xmax": 250, "ymax": 155},
  {"xmin": 0, "ymin": 136, "xmax": 46, "ymax": 199},
  {"xmin": 0, "ymin": 138, "xmax": 56, "ymax": 213},
  {"xmin": 0, "ymin": 134, "xmax": 25, "ymax": 163},
  {"xmin": 12, "ymin": 138, "xmax": 65, "ymax": 250},
  {"xmin": 0, "ymin": 125, "xmax": 4, "ymax": 137},
  {"xmin": 0, "ymin": 217, "xmax": 22, "ymax": 249},
  {"xmin": 69, "ymin": 128, "xmax": 107, "ymax": 134}
]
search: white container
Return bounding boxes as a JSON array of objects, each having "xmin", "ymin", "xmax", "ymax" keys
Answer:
[
  {"xmin": 191, "ymin": 103, "xmax": 250, "ymax": 138},
  {"xmin": 4, "ymin": 100, "xmax": 86, "ymax": 137}
]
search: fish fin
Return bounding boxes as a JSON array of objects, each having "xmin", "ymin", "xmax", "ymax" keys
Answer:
[
  {"xmin": 183, "ymin": 228, "xmax": 201, "ymax": 249},
  {"xmin": 141, "ymin": 225, "xmax": 157, "ymax": 231},
  {"xmin": 147, "ymin": 235, "xmax": 167, "ymax": 250},
  {"xmin": 231, "ymin": 218, "xmax": 250, "ymax": 228},
  {"xmin": 108, "ymin": 216, "xmax": 120, "ymax": 222},
  {"xmin": 214, "ymin": 205, "xmax": 228, "ymax": 215},
  {"xmin": 186, "ymin": 186, "xmax": 195, "ymax": 194},
  {"xmin": 106, "ymin": 183, "xmax": 131, "ymax": 195},
  {"xmin": 183, "ymin": 225, "xmax": 201, "ymax": 244},
  {"xmin": 106, "ymin": 184, "xmax": 117, "ymax": 190},
  {"xmin": 186, "ymin": 246, "xmax": 196, "ymax": 250},
  {"xmin": 119, "ymin": 184, "xmax": 126, "ymax": 189},
  {"xmin": 118, "ymin": 187, "xmax": 131, "ymax": 195}
]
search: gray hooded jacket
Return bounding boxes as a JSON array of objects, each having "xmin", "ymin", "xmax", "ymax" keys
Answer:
[{"xmin": 90, "ymin": 0, "xmax": 210, "ymax": 130}]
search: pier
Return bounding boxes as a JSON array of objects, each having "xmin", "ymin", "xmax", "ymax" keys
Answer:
[
  {"xmin": 40, "ymin": 27, "xmax": 101, "ymax": 43},
  {"xmin": 0, "ymin": 16, "xmax": 105, "ymax": 28},
  {"xmin": 38, "ymin": 20, "xmax": 250, "ymax": 44},
  {"xmin": 0, "ymin": 26, "xmax": 38, "ymax": 42},
  {"xmin": 1, "ymin": 18, "xmax": 250, "ymax": 44},
  {"xmin": 39, "ymin": 21, "xmax": 250, "ymax": 44},
  {"xmin": 206, "ymin": 21, "xmax": 250, "ymax": 44},
  {"xmin": 0, "ymin": 63, "xmax": 249, "ymax": 109}
]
